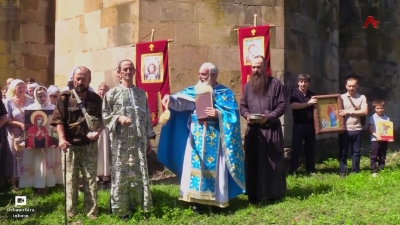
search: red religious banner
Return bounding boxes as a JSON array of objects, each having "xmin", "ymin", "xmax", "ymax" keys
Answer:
[
  {"xmin": 237, "ymin": 25, "xmax": 271, "ymax": 92},
  {"xmin": 135, "ymin": 40, "xmax": 171, "ymax": 127}
]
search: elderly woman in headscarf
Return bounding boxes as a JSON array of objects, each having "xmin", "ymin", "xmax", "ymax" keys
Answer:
[
  {"xmin": 27, "ymin": 83, "xmax": 39, "ymax": 98},
  {"xmin": 47, "ymin": 85, "xmax": 60, "ymax": 105},
  {"xmin": 19, "ymin": 86, "xmax": 63, "ymax": 194},
  {"xmin": 4, "ymin": 79, "xmax": 34, "ymax": 192},
  {"xmin": 97, "ymin": 82, "xmax": 111, "ymax": 183},
  {"xmin": 61, "ymin": 66, "xmax": 95, "ymax": 92}
]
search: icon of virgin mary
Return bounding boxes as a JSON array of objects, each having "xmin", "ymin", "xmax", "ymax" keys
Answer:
[{"xmin": 26, "ymin": 111, "xmax": 51, "ymax": 148}]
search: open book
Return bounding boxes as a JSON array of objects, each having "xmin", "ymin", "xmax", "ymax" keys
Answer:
[{"xmin": 195, "ymin": 92, "xmax": 213, "ymax": 120}]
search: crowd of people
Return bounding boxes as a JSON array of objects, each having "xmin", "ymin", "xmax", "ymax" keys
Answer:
[
  {"xmin": 0, "ymin": 75, "xmax": 111, "ymax": 199},
  {"xmin": 0, "ymin": 56, "xmax": 392, "ymax": 221}
]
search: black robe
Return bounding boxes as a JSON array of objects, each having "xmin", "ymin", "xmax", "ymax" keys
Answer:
[{"xmin": 240, "ymin": 77, "xmax": 287, "ymax": 202}]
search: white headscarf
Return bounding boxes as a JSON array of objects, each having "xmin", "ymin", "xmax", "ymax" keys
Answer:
[
  {"xmin": 33, "ymin": 86, "xmax": 49, "ymax": 106},
  {"xmin": 47, "ymin": 85, "xmax": 60, "ymax": 96},
  {"xmin": 6, "ymin": 79, "xmax": 25, "ymax": 98},
  {"xmin": 27, "ymin": 82, "xmax": 39, "ymax": 90},
  {"xmin": 63, "ymin": 66, "xmax": 94, "ymax": 92}
]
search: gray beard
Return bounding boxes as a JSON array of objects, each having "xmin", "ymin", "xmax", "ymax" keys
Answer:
[{"xmin": 194, "ymin": 79, "xmax": 213, "ymax": 94}]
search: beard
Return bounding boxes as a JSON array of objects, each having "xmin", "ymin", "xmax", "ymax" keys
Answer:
[
  {"xmin": 250, "ymin": 71, "xmax": 266, "ymax": 95},
  {"xmin": 75, "ymin": 85, "xmax": 88, "ymax": 93},
  {"xmin": 194, "ymin": 78, "xmax": 214, "ymax": 95}
]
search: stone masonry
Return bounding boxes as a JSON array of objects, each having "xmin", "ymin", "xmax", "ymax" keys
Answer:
[
  {"xmin": 339, "ymin": 0, "xmax": 400, "ymax": 129},
  {"xmin": 54, "ymin": 0, "xmax": 139, "ymax": 89},
  {"xmin": 0, "ymin": 0, "xmax": 55, "ymax": 87},
  {"xmin": 284, "ymin": 0, "xmax": 340, "ymax": 159},
  {"xmin": 139, "ymin": 0, "xmax": 285, "ymax": 146}
]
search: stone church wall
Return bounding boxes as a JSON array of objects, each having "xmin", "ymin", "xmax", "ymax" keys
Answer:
[
  {"xmin": 284, "ymin": 0, "xmax": 340, "ymax": 160},
  {"xmin": 0, "ymin": 0, "xmax": 55, "ymax": 86},
  {"xmin": 54, "ymin": 0, "xmax": 139, "ymax": 90},
  {"xmin": 140, "ymin": 0, "xmax": 285, "ymax": 142},
  {"xmin": 339, "ymin": 0, "xmax": 400, "ymax": 130}
]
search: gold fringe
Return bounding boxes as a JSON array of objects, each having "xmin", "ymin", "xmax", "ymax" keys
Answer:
[
  {"xmin": 179, "ymin": 196, "xmax": 229, "ymax": 208},
  {"xmin": 167, "ymin": 41, "xmax": 171, "ymax": 95},
  {"xmin": 158, "ymin": 91, "xmax": 162, "ymax": 115}
]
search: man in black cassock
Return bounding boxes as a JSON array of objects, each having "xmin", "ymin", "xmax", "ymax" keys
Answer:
[{"xmin": 239, "ymin": 55, "xmax": 287, "ymax": 204}]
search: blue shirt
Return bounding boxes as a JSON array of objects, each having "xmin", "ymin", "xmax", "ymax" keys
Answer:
[{"xmin": 369, "ymin": 113, "xmax": 390, "ymax": 141}]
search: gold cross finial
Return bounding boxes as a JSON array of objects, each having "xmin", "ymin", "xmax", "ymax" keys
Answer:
[
  {"xmin": 149, "ymin": 44, "xmax": 154, "ymax": 51},
  {"xmin": 251, "ymin": 29, "xmax": 256, "ymax": 36}
]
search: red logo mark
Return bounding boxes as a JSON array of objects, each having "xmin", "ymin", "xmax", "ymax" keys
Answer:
[{"xmin": 363, "ymin": 16, "xmax": 380, "ymax": 28}]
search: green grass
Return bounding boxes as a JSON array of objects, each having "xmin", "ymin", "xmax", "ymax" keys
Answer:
[{"xmin": 1, "ymin": 151, "xmax": 400, "ymax": 225}]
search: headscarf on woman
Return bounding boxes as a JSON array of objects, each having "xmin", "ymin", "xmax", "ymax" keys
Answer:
[
  {"xmin": 47, "ymin": 85, "xmax": 60, "ymax": 97},
  {"xmin": 6, "ymin": 79, "xmax": 25, "ymax": 99},
  {"xmin": 27, "ymin": 83, "xmax": 39, "ymax": 91},
  {"xmin": 32, "ymin": 86, "xmax": 51, "ymax": 108}
]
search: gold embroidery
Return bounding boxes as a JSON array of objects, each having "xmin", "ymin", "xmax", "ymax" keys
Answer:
[
  {"xmin": 149, "ymin": 44, "xmax": 154, "ymax": 51},
  {"xmin": 207, "ymin": 156, "xmax": 214, "ymax": 163},
  {"xmin": 251, "ymin": 29, "xmax": 256, "ymax": 36},
  {"xmin": 194, "ymin": 130, "xmax": 201, "ymax": 137},
  {"xmin": 209, "ymin": 132, "xmax": 216, "ymax": 140},
  {"xmin": 193, "ymin": 155, "xmax": 199, "ymax": 161},
  {"xmin": 151, "ymin": 112, "xmax": 156, "ymax": 121},
  {"xmin": 222, "ymin": 96, "xmax": 227, "ymax": 101},
  {"xmin": 209, "ymin": 141, "xmax": 215, "ymax": 147}
]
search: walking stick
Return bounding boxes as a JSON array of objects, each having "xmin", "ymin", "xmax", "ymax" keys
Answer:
[{"xmin": 63, "ymin": 148, "xmax": 67, "ymax": 225}]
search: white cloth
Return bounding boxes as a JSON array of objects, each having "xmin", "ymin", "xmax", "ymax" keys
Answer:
[
  {"xmin": 18, "ymin": 86, "xmax": 63, "ymax": 188},
  {"xmin": 47, "ymin": 85, "xmax": 60, "ymax": 96},
  {"xmin": 27, "ymin": 83, "xmax": 39, "ymax": 90},
  {"xmin": 97, "ymin": 128, "xmax": 110, "ymax": 176}
]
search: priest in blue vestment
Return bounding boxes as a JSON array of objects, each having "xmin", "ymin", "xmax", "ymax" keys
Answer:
[{"xmin": 158, "ymin": 63, "xmax": 245, "ymax": 209}]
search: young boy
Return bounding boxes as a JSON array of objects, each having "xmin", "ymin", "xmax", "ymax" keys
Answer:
[{"xmin": 368, "ymin": 99, "xmax": 390, "ymax": 177}]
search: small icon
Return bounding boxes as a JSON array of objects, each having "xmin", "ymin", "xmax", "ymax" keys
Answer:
[
  {"xmin": 363, "ymin": 16, "xmax": 380, "ymax": 28},
  {"xmin": 15, "ymin": 196, "xmax": 27, "ymax": 207}
]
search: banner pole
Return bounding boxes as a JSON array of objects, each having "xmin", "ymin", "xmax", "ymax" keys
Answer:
[
  {"xmin": 253, "ymin": 14, "xmax": 257, "ymax": 26},
  {"xmin": 132, "ymin": 39, "xmax": 174, "ymax": 47},
  {"xmin": 151, "ymin": 29, "xmax": 155, "ymax": 42}
]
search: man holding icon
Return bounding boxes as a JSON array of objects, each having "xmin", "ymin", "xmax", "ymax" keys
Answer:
[
  {"xmin": 240, "ymin": 56, "xmax": 287, "ymax": 205},
  {"xmin": 158, "ymin": 62, "xmax": 245, "ymax": 212},
  {"xmin": 289, "ymin": 74, "xmax": 317, "ymax": 176}
]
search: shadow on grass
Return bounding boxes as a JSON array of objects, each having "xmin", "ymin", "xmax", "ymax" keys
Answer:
[
  {"xmin": 149, "ymin": 188, "xmax": 249, "ymax": 218},
  {"xmin": 286, "ymin": 183, "xmax": 332, "ymax": 200}
]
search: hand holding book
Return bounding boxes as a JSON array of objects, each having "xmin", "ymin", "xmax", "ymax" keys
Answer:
[{"xmin": 205, "ymin": 107, "xmax": 217, "ymax": 118}]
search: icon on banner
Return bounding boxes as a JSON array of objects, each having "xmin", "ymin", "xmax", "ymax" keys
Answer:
[{"xmin": 15, "ymin": 196, "xmax": 27, "ymax": 207}]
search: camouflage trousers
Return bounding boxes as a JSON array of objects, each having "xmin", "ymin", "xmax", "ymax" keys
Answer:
[{"xmin": 62, "ymin": 143, "xmax": 98, "ymax": 218}]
